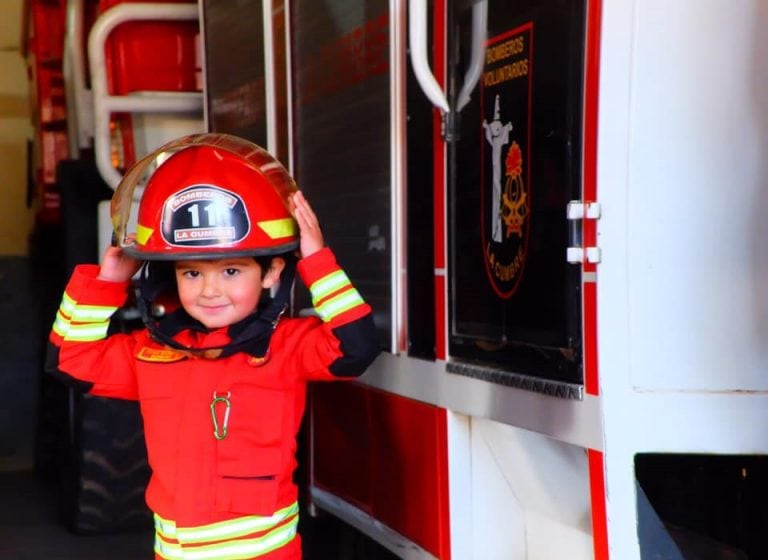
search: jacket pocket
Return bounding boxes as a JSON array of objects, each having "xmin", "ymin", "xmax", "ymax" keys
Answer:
[{"xmin": 214, "ymin": 383, "xmax": 286, "ymax": 514}]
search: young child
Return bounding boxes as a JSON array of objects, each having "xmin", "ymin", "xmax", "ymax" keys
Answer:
[{"xmin": 47, "ymin": 134, "xmax": 380, "ymax": 560}]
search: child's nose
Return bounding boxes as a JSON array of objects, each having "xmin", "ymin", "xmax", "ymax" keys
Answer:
[{"xmin": 201, "ymin": 275, "xmax": 221, "ymax": 296}]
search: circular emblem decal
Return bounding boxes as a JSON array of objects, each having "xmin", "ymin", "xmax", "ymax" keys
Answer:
[{"xmin": 161, "ymin": 185, "xmax": 251, "ymax": 247}]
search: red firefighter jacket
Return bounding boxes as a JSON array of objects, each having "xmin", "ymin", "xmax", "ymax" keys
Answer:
[{"xmin": 48, "ymin": 248, "xmax": 379, "ymax": 559}]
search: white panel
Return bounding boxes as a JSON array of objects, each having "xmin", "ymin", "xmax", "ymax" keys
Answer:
[
  {"xmin": 626, "ymin": 0, "xmax": 768, "ymax": 391},
  {"xmin": 596, "ymin": 1, "xmax": 768, "ymax": 558},
  {"xmin": 470, "ymin": 419, "xmax": 593, "ymax": 560},
  {"xmin": 130, "ymin": 113, "xmax": 205, "ymax": 161},
  {"xmin": 446, "ymin": 412, "xmax": 473, "ymax": 560},
  {"xmin": 359, "ymin": 353, "xmax": 603, "ymax": 451}
]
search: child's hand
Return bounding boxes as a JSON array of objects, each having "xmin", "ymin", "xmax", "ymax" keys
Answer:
[
  {"xmin": 289, "ymin": 191, "xmax": 324, "ymax": 258},
  {"xmin": 98, "ymin": 245, "xmax": 142, "ymax": 282}
]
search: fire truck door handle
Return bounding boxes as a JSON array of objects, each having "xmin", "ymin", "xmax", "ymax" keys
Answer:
[
  {"xmin": 566, "ymin": 201, "xmax": 601, "ymax": 264},
  {"xmin": 456, "ymin": 0, "xmax": 488, "ymax": 112},
  {"xmin": 408, "ymin": 0, "xmax": 450, "ymax": 113}
]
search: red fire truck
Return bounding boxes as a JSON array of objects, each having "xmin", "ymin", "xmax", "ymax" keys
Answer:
[{"xmin": 24, "ymin": 1, "xmax": 768, "ymax": 559}]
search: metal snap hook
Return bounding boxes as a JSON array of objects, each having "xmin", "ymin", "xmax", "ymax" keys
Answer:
[{"xmin": 210, "ymin": 391, "xmax": 231, "ymax": 440}]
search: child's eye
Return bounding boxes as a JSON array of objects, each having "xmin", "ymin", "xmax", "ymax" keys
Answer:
[
  {"xmin": 224, "ymin": 268, "xmax": 240, "ymax": 277},
  {"xmin": 182, "ymin": 270, "xmax": 200, "ymax": 279}
]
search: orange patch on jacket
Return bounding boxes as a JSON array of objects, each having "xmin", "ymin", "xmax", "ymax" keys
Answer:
[{"xmin": 136, "ymin": 346, "xmax": 187, "ymax": 363}]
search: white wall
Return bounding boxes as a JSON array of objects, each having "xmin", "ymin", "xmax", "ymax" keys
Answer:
[{"xmin": 598, "ymin": 0, "xmax": 768, "ymax": 557}]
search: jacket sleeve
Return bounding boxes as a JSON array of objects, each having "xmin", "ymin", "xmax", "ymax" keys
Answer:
[
  {"xmin": 294, "ymin": 248, "xmax": 380, "ymax": 380},
  {"xmin": 46, "ymin": 264, "xmax": 140, "ymax": 400}
]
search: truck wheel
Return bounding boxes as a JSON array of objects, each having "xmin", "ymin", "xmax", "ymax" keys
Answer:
[{"xmin": 57, "ymin": 389, "xmax": 152, "ymax": 534}]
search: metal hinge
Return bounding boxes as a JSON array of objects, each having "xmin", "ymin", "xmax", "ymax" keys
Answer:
[{"xmin": 566, "ymin": 201, "xmax": 601, "ymax": 264}]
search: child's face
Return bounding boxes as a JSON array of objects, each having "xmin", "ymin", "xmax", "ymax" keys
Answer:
[{"xmin": 174, "ymin": 257, "xmax": 283, "ymax": 329}]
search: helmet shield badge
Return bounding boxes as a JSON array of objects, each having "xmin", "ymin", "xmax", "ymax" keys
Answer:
[{"xmin": 161, "ymin": 185, "xmax": 251, "ymax": 248}]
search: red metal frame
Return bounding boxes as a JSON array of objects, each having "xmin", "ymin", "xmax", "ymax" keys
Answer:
[
  {"xmin": 583, "ymin": 1, "xmax": 609, "ymax": 558},
  {"xmin": 582, "ymin": 0, "xmax": 602, "ymax": 398},
  {"xmin": 433, "ymin": 0, "xmax": 447, "ymax": 362},
  {"xmin": 311, "ymin": 384, "xmax": 451, "ymax": 557},
  {"xmin": 589, "ymin": 448, "xmax": 609, "ymax": 560}
]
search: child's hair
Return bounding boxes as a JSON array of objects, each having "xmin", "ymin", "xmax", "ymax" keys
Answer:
[{"xmin": 253, "ymin": 256, "xmax": 278, "ymax": 279}]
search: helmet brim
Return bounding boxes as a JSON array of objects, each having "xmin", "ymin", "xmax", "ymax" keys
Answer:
[{"xmin": 122, "ymin": 239, "xmax": 300, "ymax": 261}]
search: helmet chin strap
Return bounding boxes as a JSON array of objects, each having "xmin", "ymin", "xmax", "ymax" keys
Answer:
[{"xmin": 135, "ymin": 255, "xmax": 298, "ymax": 358}]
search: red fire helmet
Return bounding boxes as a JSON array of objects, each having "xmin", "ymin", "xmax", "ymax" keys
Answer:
[{"xmin": 112, "ymin": 133, "xmax": 299, "ymax": 260}]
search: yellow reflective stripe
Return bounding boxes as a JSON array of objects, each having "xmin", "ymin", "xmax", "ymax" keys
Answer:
[
  {"xmin": 137, "ymin": 224, "xmax": 154, "ymax": 245},
  {"xmin": 60, "ymin": 292, "xmax": 76, "ymax": 315},
  {"xmin": 183, "ymin": 515, "xmax": 298, "ymax": 560},
  {"xmin": 315, "ymin": 289, "xmax": 365, "ymax": 322},
  {"xmin": 309, "ymin": 270, "xmax": 350, "ymax": 306},
  {"xmin": 53, "ymin": 291, "xmax": 117, "ymax": 339},
  {"xmin": 70, "ymin": 304, "xmax": 119, "ymax": 321},
  {"xmin": 155, "ymin": 515, "xmax": 178, "ymax": 540},
  {"xmin": 155, "ymin": 535, "xmax": 183, "ymax": 560},
  {"xmin": 63, "ymin": 322, "xmax": 110, "ymax": 342},
  {"xmin": 175, "ymin": 502, "xmax": 299, "ymax": 543},
  {"xmin": 52, "ymin": 310, "xmax": 71, "ymax": 337},
  {"xmin": 257, "ymin": 218, "xmax": 297, "ymax": 240}
]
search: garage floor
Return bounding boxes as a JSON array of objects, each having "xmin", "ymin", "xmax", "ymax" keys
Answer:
[
  {"xmin": 0, "ymin": 469, "xmax": 401, "ymax": 560},
  {"xmin": 0, "ymin": 257, "xmax": 155, "ymax": 559},
  {"xmin": 0, "ymin": 470, "xmax": 154, "ymax": 559}
]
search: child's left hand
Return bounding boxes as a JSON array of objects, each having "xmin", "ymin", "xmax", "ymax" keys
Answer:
[{"xmin": 289, "ymin": 191, "xmax": 324, "ymax": 258}]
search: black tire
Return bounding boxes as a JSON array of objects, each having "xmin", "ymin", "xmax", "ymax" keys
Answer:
[{"xmin": 58, "ymin": 390, "xmax": 152, "ymax": 534}]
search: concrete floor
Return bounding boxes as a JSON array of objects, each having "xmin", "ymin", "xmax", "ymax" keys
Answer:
[
  {"xmin": 0, "ymin": 469, "xmax": 402, "ymax": 560},
  {"xmin": 0, "ymin": 470, "xmax": 154, "ymax": 559}
]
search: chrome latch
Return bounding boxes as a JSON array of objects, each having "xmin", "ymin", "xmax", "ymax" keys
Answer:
[{"xmin": 566, "ymin": 201, "xmax": 601, "ymax": 264}]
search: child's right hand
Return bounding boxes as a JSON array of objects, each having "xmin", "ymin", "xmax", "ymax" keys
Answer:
[{"xmin": 98, "ymin": 245, "xmax": 142, "ymax": 282}]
